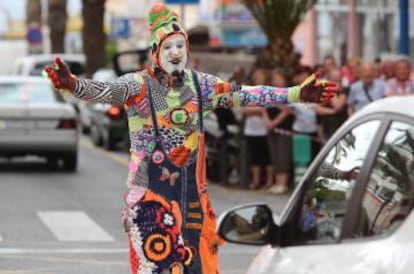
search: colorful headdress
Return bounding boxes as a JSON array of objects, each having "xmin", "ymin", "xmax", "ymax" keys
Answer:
[{"xmin": 148, "ymin": 3, "xmax": 188, "ymax": 68}]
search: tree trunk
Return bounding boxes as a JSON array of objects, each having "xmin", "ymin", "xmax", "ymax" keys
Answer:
[
  {"xmin": 47, "ymin": 0, "xmax": 68, "ymax": 53},
  {"xmin": 26, "ymin": 0, "xmax": 42, "ymax": 25},
  {"xmin": 82, "ymin": 0, "xmax": 106, "ymax": 78}
]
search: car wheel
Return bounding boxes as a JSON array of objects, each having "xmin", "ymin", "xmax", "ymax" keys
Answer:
[
  {"xmin": 90, "ymin": 124, "xmax": 103, "ymax": 147},
  {"xmin": 46, "ymin": 156, "xmax": 58, "ymax": 170},
  {"xmin": 62, "ymin": 152, "xmax": 77, "ymax": 172},
  {"xmin": 103, "ymin": 134, "xmax": 116, "ymax": 151},
  {"xmin": 82, "ymin": 125, "xmax": 90, "ymax": 135}
]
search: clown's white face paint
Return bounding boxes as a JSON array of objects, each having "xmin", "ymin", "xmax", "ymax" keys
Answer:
[{"xmin": 159, "ymin": 34, "xmax": 188, "ymax": 74}]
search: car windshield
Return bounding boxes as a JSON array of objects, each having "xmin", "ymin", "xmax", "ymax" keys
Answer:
[
  {"xmin": 31, "ymin": 61, "xmax": 85, "ymax": 76},
  {"xmin": 0, "ymin": 82, "xmax": 60, "ymax": 104}
]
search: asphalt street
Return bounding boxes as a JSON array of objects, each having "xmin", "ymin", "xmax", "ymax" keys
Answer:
[{"xmin": 0, "ymin": 136, "xmax": 290, "ymax": 274}]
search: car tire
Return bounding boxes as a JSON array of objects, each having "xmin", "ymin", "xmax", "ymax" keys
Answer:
[
  {"xmin": 46, "ymin": 156, "xmax": 58, "ymax": 170},
  {"xmin": 62, "ymin": 152, "xmax": 77, "ymax": 172},
  {"xmin": 90, "ymin": 124, "xmax": 103, "ymax": 147},
  {"xmin": 103, "ymin": 134, "xmax": 116, "ymax": 151}
]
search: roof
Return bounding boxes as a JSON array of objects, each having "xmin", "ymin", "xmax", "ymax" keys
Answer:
[
  {"xmin": 0, "ymin": 75, "xmax": 50, "ymax": 83},
  {"xmin": 349, "ymin": 96, "xmax": 414, "ymax": 121},
  {"xmin": 15, "ymin": 53, "xmax": 86, "ymax": 63}
]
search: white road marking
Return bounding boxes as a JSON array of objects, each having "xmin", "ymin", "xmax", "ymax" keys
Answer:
[
  {"xmin": 37, "ymin": 211, "xmax": 114, "ymax": 242},
  {"xmin": 0, "ymin": 247, "xmax": 257, "ymax": 255},
  {"xmin": 0, "ymin": 248, "xmax": 127, "ymax": 254},
  {"xmin": 0, "ymin": 232, "xmax": 2, "ymax": 242}
]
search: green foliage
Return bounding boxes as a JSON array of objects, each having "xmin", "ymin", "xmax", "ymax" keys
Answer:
[
  {"xmin": 241, "ymin": 0, "xmax": 317, "ymax": 81},
  {"xmin": 307, "ymin": 179, "xmax": 346, "ymax": 202},
  {"xmin": 105, "ymin": 41, "xmax": 117, "ymax": 68},
  {"xmin": 242, "ymin": 0, "xmax": 317, "ymax": 43}
]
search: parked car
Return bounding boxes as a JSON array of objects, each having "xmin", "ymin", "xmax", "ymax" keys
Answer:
[
  {"xmin": 0, "ymin": 76, "xmax": 79, "ymax": 171},
  {"xmin": 89, "ymin": 69, "xmax": 129, "ymax": 150},
  {"xmin": 217, "ymin": 96, "xmax": 414, "ymax": 274},
  {"xmin": 11, "ymin": 53, "xmax": 92, "ymax": 134},
  {"xmin": 11, "ymin": 53, "xmax": 85, "ymax": 77}
]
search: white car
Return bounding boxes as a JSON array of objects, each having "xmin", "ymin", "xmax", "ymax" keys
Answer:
[
  {"xmin": 217, "ymin": 96, "xmax": 414, "ymax": 274},
  {"xmin": 11, "ymin": 53, "xmax": 92, "ymax": 133},
  {"xmin": 11, "ymin": 53, "xmax": 85, "ymax": 77},
  {"xmin": 0, "ymin": 76, "xmax": 79, "ymax": 171}
]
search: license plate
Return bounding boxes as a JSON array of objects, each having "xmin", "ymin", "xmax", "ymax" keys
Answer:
[{"xmin": 0, "ymin": 120, "xmax": 37, "ymax": 130}]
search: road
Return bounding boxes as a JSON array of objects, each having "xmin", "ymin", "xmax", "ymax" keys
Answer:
[{"xmin": 0, "ymin": 136, "xmax": 289, "ymax": 274}]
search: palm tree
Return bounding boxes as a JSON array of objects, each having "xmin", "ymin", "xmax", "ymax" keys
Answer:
[
  {"xmin": 241, "ymin": 0, "xmax": 317, "ymax": 81},
  {"xmin": 26, "ymin": 0, "xmax": 42, "ymax": 27},
  {"xmin": 82, "ymin": 0, "xmax": 106, "ymax": 77},
  {"xmin": 47, "ymin": 0, "xmax": 68, "ymax": 53}
]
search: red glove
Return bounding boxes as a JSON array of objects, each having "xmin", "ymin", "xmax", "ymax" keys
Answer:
[
  {"xmin": 44, "ymin": 57, "xmax": 77, "ymax": 92},
  {"xmin": 299, "ymin": 73, "xmax": 338, "ymax": 104}
]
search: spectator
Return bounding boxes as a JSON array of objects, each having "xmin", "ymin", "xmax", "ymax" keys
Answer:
[
  {"xmin": 381, "ymin": 60, "xmax": 396, "ymax": 80},
  {"xmin": 263, "ymin": 70, "xmax": 295, "ymax": 194},
  {"xmin": 347, "ymin": 63, "xmax": 386, "ymax": 116},
  {"xmin": 214, "ymin": 67, "xmax": 245, "ymax": 135},
  {"xmin": 292, "ymin": 65, "xmax": 313, "ymax": 85},
  {"xmin": 242, "ymin": 68, "xmax": 273, "ymax": 190},
  {"xmin": 385, "ymin": 58, "xmax": 414, "ymax": 97},
  {"xmin": 373, "ymin": 57, "xmax": 382, "ymax": 79},
  {"xmin": 341, "ymin": 56, "xmax": 361, "ymax": 87},
  {"xmin": 319, "ymin": 69, "xmax": 349, "ymax": 139},
  {"xmin": 289, "ymin": 102, "xmax": 337, "ymax": 161},
  {"xmin": 321, "ymin": 55, "xmax": 338, "ymax": 79}
]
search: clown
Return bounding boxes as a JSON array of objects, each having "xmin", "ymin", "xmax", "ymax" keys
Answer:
[{"xmin": 45, "ymin": 3, "xmax": 337, "ymax": 274}]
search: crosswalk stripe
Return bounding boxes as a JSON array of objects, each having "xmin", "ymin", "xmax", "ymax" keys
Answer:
[
  {"xmin": 37, "ymin": 211, "xmax": 114, "ymax": 242},
  {"xmin": 0, "ymin": 248, "xmax": 127, "ymax": 254},
  {"xmin": 0, "ymin": 233, "xmax": 2, "ymax": 242}
]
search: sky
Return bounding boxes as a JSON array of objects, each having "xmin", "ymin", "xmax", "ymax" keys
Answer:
[{"xmin": 0, "ymin": 0, "xmax": 81, "ymax": 34}]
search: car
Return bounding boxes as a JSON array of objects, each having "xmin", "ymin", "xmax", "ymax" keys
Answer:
[
  {"xmin": 88, "ymin": 103, "xmax": 129, "ymax": 150},
  {"xmin": 217, "ymin": 96, "xmax": 414, "ymax": 274},
  {"xmin": 11, "ymin": 53, "xmax": 92, "ymax": 134},
  {"xmin": 0, "ymin": 76, "xmax": 79, "ymax": 171},
  {"xmin": 11, "ymin": 53, "xmax": 86, "ymax": 77},
  {"xmin": 88, "ymin": 69, "xmax": 129, "ymax": 150}
]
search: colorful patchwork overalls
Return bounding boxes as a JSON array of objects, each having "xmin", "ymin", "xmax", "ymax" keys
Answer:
[{"xmin": 128, "ymin": 71, "xmax": 222, "ymax": 274}]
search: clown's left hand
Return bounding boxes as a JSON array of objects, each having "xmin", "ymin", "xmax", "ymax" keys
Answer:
[{"xmin": 299, "ymin": 73, "xmax": 338, "ymax": 104}]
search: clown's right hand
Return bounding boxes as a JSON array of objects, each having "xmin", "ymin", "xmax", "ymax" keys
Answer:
[{"xmin": 44, "ymin": 57, "xmax": 77, "ymax": 92}]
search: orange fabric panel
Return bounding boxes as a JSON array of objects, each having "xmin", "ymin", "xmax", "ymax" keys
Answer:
[
  {"xmin": 196, "ymin": 135, "xmax": 207, "ymax": 194},
  {"xmin": 199, "ymin": 193, "xmax": 223, "ymax": 274},
  {"xmin": 126, "ymin": 83, "xmax": 147, "ymax": 107},
  {"xmin": 129, "ymin": 236, "xmax": 139, "ymax": 274}
]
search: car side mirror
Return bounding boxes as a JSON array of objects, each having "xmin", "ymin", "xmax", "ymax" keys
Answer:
[{"xmin": 217, "ymin": 204, "xmax": 275, "ymax": 246}]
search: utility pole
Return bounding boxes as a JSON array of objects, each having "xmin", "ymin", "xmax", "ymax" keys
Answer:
[
  {"xmin": 348, "ymin": 0, "xmax": 358, "ymax": 57},
  {"xmin": 399, "ymin": 0, "xmax": 409, "ymax": 55}
]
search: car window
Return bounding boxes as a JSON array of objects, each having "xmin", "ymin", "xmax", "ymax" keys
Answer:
[
  {"xmin": 31, "ymin": 61, "xmax": 84, "ymax": 77},
  {"xmin": 0, "ymin": 82, "xmax": 60, "ymax": 104},
  {"xmin": 296, "ymin": 120, "xmax": 381, "ymax": 243},
  {"xmin": 353, "ymin": 121, "xmax": 414, "ymax": 238}
]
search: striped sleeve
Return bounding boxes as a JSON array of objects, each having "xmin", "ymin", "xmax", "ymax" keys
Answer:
[
  {"xmin": 317, "ymin": 162, "xmax": 346, "ymax": 180},
  {"xmin": 196, "ymin": 71, "xmax": 301, "ymax": 111},
  {"xmin": 72, "ymin": 72, "xmax": 144, "ymax": 105}
]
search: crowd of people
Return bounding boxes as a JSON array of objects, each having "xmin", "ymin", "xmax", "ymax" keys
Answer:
[{"xmin": 215, "ymin": 55, "xmax": 414, "ymax": 194}]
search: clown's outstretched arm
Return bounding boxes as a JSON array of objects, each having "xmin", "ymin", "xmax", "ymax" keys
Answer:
[
  {"xmin": 44, "ymin": 58, "xmax": 142, "ymax": 105},
  {"xmin": 196, "ymin": 71, "xmax": 337, "ymax": 109}
]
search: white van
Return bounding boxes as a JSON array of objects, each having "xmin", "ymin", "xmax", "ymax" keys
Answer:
[
  {"xmin": 11, "ymin": 53, "xmax": 91, "ymax": 133},
  {"xmin": 12, "ymin": 53, "xmax": 85, "ymax": 77}
]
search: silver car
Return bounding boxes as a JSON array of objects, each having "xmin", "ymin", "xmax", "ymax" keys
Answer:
[
  {"xmin": 0, "ymin": 76, "xmax": 78, "ymax": 171},
  {"xmin": 217, "ymin": 96, "xmax": 414, "ymax": 274}
]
